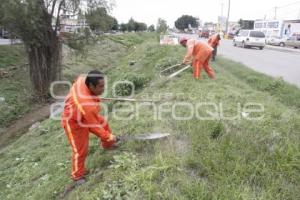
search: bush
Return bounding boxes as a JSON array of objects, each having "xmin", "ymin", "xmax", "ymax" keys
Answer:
[{"xmin": 114, "ymin": 74, "xmax": 150, "ymax": 96}]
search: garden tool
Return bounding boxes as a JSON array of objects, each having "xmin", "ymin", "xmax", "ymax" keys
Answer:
[
  {"xmin": 159, "ymin": 63, "xmax": 185, "ymax": 77},
  {"xmin": 117, "ymin": 132, "xmax": 170, "ymax": 142}
]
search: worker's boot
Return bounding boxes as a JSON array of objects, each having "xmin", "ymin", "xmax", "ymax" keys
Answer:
[
  {"xmin": 62, "ymin": 177, "xmax": 87, "ymax": 198},
  {"xmin": 74, "ymin": 177, "xmax": 86, "ymax": 185}
]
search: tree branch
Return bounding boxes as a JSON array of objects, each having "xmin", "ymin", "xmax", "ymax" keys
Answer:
[
  {"xmin": 54, "ymin": 0, "xmax": 64, "ymax": 32},
  {"xmin": 50, "ymin": 0, "xmax": 57, "ymax": 18}
]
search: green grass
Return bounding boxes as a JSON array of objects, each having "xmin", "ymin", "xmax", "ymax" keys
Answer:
[
  {"xmin": 0, "ymin": 45, "xmax": 31, "ymax": 128},
  {"xmin": 0, "ymin": 33, "xmax": 144, "ymax": 129},
  {"xmin": 0, "ymin": 44, "xmax": 26, "ymax": 69},
  {"xmin": 0, "ymin": 33, "xmax": 300, "ymax": 200}
]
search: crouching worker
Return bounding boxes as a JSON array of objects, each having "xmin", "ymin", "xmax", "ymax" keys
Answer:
[
  {"xmin": 208, "ymin": 33, "xmax": 221, "ymax": 61},
  {"xmin": 179, "ymin": 37, "xmax": 215, "ymax": 79},
  {"xmin": 61, "ymin": 70, "xmax": 117, "ymax": 184}
]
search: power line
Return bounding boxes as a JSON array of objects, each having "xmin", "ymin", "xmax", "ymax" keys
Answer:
[
  {"xmin": 265, "ymin": 1, "xmax": 300, "ymax": 20},
  {"xmin": 277, "ymin": 1, "xmax": 300, "ymax": 9},
  {"xmin": 278, "ymin": 7, "xmax": 300, "ymax": 19}
]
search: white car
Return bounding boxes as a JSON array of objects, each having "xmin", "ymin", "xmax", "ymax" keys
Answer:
[
  {"xmin": 233, "ymin": 30, "xmax": 266, "ymax": 50},
  {"xmin": 159, "ymin": 35, "xmax": 179, "ymax": 45},
  {"xmin": 266, "ymin": 36, "xmax": 287, "ymax": 47}
]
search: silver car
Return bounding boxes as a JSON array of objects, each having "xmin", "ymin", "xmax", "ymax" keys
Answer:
[
  {"xmin": 285, "ymin": 35, "xmax": 300, "ymax": 49},
  {"xmin": 266, "ymin": 36, "xmax": 287, "ymax": 47}
]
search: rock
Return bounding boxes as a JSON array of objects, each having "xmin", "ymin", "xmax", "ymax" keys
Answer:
[
  {"xmin": 29, "ymin": 122, "xmax": 41, "ymax": 131},
  {"xmin": 0, "ymin": 70, "xmax": 9, "ymax": 78},
  {"xmin": 10, "ymin": 66, "xmax": 18, "ymax": 70},
  {"xmin": 129, "ymin": 61, "xmax": 136, "ymax": 66}
]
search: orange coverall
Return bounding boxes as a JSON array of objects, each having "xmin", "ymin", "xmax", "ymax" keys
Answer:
[
  {"xmin": 61, "ymin": 76, "xmax": 114, "ymax": 180},
  {"xmin": 208, "ymin": 34, "xmax": 221, "ymax": 61},
  {"xmin": 208, "ymin": 34, "xmax": 220, "ymax": 48},
  {"xmin": 183, "ymin": 39, "xmax": 215, "ymax": 79}
]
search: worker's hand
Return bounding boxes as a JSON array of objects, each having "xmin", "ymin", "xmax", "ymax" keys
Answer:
[
  {"xmin": 182, "ymin": 60, "xmax": 190, "ymax": 65},
  {"xmin": 107, "ymin": 134, "xmax": 116, "ymax": 142}
]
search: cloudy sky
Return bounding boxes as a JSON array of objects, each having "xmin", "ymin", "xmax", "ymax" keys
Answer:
[{"xmin": 111, "ymin": 0, "xmax": 300, "ymax": 26}]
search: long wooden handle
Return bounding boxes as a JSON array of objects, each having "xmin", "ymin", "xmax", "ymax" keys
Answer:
[
  {"xmin": 101, "ymin": 97, "xmax": 159, "ymax": 102},
  {"xmin": 168, "ymin": 65, "xmax": 191, "ymax": 78}
]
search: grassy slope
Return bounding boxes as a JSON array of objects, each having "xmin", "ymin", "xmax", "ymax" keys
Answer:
[
  {"xmin": 0, "ymin": 45, "xmax": 31, "ymax": 128},
  {"xmin": 1, "ymin": 34, "xmax": 300, "ymax": 200},
  {"xmin": 0, "ymin": 44, "xmax": 26, "ymax": 69}
]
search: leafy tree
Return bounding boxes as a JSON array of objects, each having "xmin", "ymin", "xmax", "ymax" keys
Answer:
[
  {"xmin": 238, "ymin": 19, "xmax": 254, "ymax": 29},
  {"xmin": 1, "ymin": 0, "xmax": 112, "ymax": 101},
  {"xmin": 125, "ymin": 18, "xmax": 147, "ymax": 32},
  {"xmin": 85, "ymin": 7, "xmax": 116, "ymax": 32},
  {"xmin": 111, "ymin": 17, "xmax": 119, "ymax": 31},
  {"xmin": 127, "ymin": 18, "xmax": 136, "ymax": 32},
  {"xmin": 156, "ymin": 18, "xmax": 168, "ymax": 33},
  {"xmin": 175, "ymin": 15, "xmax": 199, "ymax": 30},
  {"xmin": 148, "ymin": 24, "xmax": 155, "ymax": 32},
  {"xmin": 120, "ymin": 23, "xmax": 128, "ymax": 32},
  {"xmin": 135, "ymin": 22, "xmax": 147, "ymax": 32}
]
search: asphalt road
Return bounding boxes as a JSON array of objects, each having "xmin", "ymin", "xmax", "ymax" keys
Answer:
[
  {"xmin": 219, "ymin": 39, "xmax": 300, "ymax": 87},
  {"xmin": 174, "ymin": 33, "xmax": 300, "ymax": 87},
  {"xmin": 0, "ymin": 39, "xmax": 21, "ymax": 45}
]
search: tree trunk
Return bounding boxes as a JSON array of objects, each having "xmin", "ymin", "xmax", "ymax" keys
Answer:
[
  {"xmin": 27, "ymin": 33, "xmax": 62, "ymax": 102},
  {"xmin": 26, "ymin": 2, "xmax": 62, "ymax": 103}
]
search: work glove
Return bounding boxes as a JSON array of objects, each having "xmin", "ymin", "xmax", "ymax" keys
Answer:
[{"xmin": 107, "ymin": 134, "xmax": 116, "ymax": 142}]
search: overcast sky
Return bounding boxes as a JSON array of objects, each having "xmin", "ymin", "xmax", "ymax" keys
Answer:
[{"xmin": 111, "ymin": 0, "xmax": 300, "ymax": 26}]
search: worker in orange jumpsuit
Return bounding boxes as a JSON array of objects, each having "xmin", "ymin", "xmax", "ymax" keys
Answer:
[
  {"xmin": 61, "ymin": 70, "xmax": 116, "ymax": 184},
  {"xmin": 180, "ymin": 37, "xmax": 215, "ymax": 79},
  {"xmin": 208, "ymin": 33, "xmax": 221, "ymax": 61}
]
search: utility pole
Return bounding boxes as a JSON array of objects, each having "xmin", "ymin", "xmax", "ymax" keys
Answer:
[
  {"xmin": 220, "ymin": 2, "xmax": 224, "ymax": 32},
  {"xmin": 221, "ymin": 2, "xmax": 224, "ymax": 16},
  {"xmin": 225, "ymin": 0, "xmax": 231, "ymax": 35},
  {"xmin": 274, "ymin": 6, "xmax": 277, "ymax": 19}
]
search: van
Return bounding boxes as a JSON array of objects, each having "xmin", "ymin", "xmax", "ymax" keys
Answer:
[{"xmin": 233, "ymin": 30, "xmax": 265, "ymax": 49}]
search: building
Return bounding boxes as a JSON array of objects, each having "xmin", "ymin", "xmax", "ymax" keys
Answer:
[
  {"xmin": 203, "ymin": 22, "xmax": 217, "ymax": 31},
  {"xmin": 283, "ymin": 20, "xmax": 300, "ymax": 36},
  {"xmin": 218, "ymin": 16, "xmax": 227, "ymax": 31},
  {"xmin": 254, "ymin": 19, "xmax": 300, "ymax": 38},
  {"xmin": 59, "ymin": 14, "xmax": 88, "ymax": 33}
]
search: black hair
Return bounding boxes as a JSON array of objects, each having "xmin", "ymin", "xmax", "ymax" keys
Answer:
[{"xmin": 85, "ymin": 70, "xmax": 104, "ymax": 87}]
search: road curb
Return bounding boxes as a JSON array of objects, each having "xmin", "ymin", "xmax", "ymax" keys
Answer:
[{"xmin": 265, "ymin": 45, "xmax": 300, "ymax": 54}]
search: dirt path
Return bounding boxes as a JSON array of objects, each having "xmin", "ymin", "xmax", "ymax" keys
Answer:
[{"xmin": 0, "ymin": 104, "xmax": 50, "ymax": 150}]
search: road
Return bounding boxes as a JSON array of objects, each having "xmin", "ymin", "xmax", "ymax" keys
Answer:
[
  {"xmin": 219, "ymin": 39, "xmax": 300, "ymax": 87},
  {"xmin": 174, "ymin": 33, "xmax": 300, "ymax": 87},
  {"xmin": 0, "ymin": 39, "xmax": 21, "ymax": 45}
]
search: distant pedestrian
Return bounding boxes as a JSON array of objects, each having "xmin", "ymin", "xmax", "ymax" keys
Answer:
[
  {"xmin": 179, "ymin": 38, "xmax": 215, "ymax": 79},
  {"xmin": 208, "ymin": 33, "xmax": 221, "ymax": 61}
]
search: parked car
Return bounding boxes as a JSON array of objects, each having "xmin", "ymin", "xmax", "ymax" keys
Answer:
[
  {"xmin": 0, "ymin": 30, "xmax": 10, "ymax": 39},
  {"xmin": 285, "ymin": 34, "xmax": 300, "ymax": 48},
  {"xmin": 199, "ymin": 30, "xmax": 210, "ymax": 38},
  {"xmin": 233, "ymin": 30, "xmax": 265, "ymax": 49},
  {"xmin": 160, "ymin": 35, "xmax": 179, "ymax": 45},
  {"xmin": 209, "ymin": 30, "xmax": 216, "ymax": 37},
  {"xmin": 227, "ymin": 32, "xmax": 235, "ymax": 39},
  {"xmin": 266, "ymin": 36, "xmax": 287, "ymax": 47}
]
